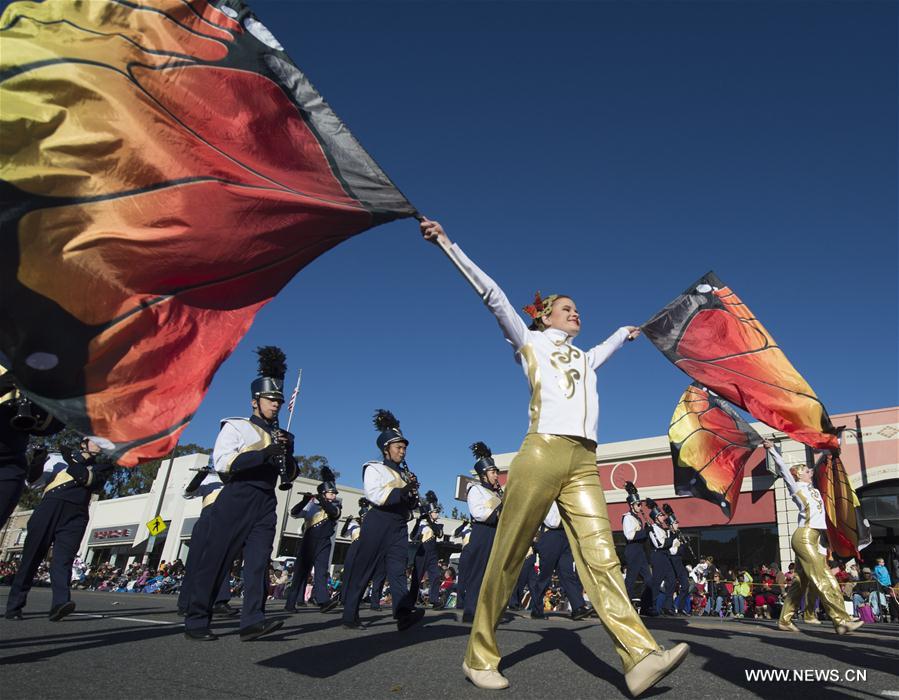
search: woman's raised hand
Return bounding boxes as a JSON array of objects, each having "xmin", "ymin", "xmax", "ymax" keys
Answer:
[{"xmin": 420, "ymin": 217, "xmax": 450, "ymax": 245}]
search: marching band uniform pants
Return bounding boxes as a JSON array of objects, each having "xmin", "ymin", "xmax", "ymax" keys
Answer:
[
  {"xmin": 185, "ymin": 483, "xmax": 276, "ymax": 632},
  {"xmin": 178, "ymin": 504, "xmax": 231, "ymax": 612},
  {"xmin": 624, "ymin": 542, "xmax": 651, "ymax": 600},
  {"xmin": 342, "ymin": 508, "xmax": 414, "ymax": 623},
  {"xmin": 286, "ymin": 531, "xmax": 332, "ymax": 607},
  {"xmin": 465, "ymin": 433, "xmax": 660, "ymax": 673},
  {"xmin": 6, "ymin": 499, "xmax": 87, "ymax": 613},
  {"xmin": 530, "ymin": 528, "xmax": 586, "ymax": 613},
  {"xmin": 463, "ymin": 522, "xmax": 497, "ymax": 618}
]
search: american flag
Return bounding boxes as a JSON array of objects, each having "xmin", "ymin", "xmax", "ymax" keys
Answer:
[{"xmin": 286, "ymin": 369, "xmax": 302, "ymax": 429}]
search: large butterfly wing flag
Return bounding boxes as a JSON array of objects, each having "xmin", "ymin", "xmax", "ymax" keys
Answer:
[
  {"xmin": 815, "ymin": 452, "xmax": 872, "ymax": 559},
  {"xmin": 0, "ymin": 0, "xmax": 416, "ymax": 466},
  {"xmin": 669, "ymin": 383, "xmax": 763, "ymax": 519},
  {"xmin": 644, "ymin": 272, "xmax": 839, "ymax": 451}
]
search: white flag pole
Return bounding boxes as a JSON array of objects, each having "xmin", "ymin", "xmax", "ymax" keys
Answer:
[{"xmin": 285, "ymin": 369, "xmax": 302, "ymax": 432}]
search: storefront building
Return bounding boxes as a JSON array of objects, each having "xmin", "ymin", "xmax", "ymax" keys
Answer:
[{"xmin": 480, "ymin": 406, "xmax": 898, "ymax": 573}]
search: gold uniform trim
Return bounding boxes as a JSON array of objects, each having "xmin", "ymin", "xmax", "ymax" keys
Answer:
[
  {"xmin": 43, "ymin": 469, "xmax": 75, "ymax": 496},
  {"xmin": 520, "ymin": 344, "xmax": 542, "ymax": 433},
  {"xmin": 307, "ymin": 508, "xmax": 330, "ymax": 529},
  {"xmin": 422, "ymin": 525, "xmax": 435, "ymax": 542},
  {"xmin": 223, "ymin": 422, "xmax": 272, "ymax": 472},
  {"xmin": 201, "ymin": 489, "xmax": 221, "ymax": 509}
]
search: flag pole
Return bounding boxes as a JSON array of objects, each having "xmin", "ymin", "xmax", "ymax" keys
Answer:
[{"xmin": 285, "ymin": 369, "xmax": 302, "ymax": 432}]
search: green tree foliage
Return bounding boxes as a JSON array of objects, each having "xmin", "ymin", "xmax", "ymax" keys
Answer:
[
  {"xmin": 103, "ymin": 443, "xmax": 210, "ymax": 500},
  {"xmin": 451, "ymin": 506, "xmax": 461, "ymax": 520},
  {"xmin": 294, "ymin": 454, "xmax": 339, "ymax": 480}
]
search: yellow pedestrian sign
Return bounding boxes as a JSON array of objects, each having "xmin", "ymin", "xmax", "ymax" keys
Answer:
[{"xmin": 146, "ymin": 516, "xmax": 167, "ymax": 536}]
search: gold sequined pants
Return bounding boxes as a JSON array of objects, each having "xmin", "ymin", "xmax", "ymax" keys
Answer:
[
  {"xmin": 464, "ymin": 433, "xmax": 660, "ymax": 673},
  {"xmin": 780, "ymin": 527, "xmax": 850, "ymax": 626}
]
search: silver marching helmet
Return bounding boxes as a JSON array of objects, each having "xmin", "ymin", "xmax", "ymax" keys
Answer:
[
  {"xmin": 251, "ymin": 346, "xmax": 286, "ymax": 401},
  {"xmin": 373, "ymin": 409, "xmax": 408, "ymax": 453}
]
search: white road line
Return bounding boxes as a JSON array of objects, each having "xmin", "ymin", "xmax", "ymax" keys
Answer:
[{"xmin": 70, "ymin": 612, "xmax": 179, "ymax": 626}]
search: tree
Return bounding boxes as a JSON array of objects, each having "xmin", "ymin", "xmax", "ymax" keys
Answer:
[
  {"xmin": 294, "ymin": 454, "xmax": 339, "ymax": 480},
  {"xmin": 103, "ymin": 443, "xmax": 210, "ymax": 499},
  {"xmin": 451, "ymin": 506, "xmax": 461, "ymax": 520}
]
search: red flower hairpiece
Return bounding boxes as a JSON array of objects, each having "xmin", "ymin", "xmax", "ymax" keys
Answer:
[{"xmin": 523, "ymin": 291, "xmax": 545, "ymax": 319}]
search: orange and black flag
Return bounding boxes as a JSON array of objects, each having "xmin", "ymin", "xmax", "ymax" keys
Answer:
[
  {"xmin": 644, "ymin": 272, "xmax": 839, "ymax": 451},
  {"xmin": 0, "ymin": 0, "xmax": 416, "ymax": 466},
  {"xmin": 815, "ymin": 451, "xmax": 872, "ymax": 559},
  {"xmin": 669, "ymin": 384, "xmax": 763, "ymax": 520}
]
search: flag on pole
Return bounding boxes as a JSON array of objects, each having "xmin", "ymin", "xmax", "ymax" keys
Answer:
[{"xmin": 287, "ymin": 370, "xmax": 302, "ymax": 417}]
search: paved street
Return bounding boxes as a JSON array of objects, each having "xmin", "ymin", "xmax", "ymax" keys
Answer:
[{"xmin": 1, "ymin": 587, "xmax": 896, "ymax": 699}]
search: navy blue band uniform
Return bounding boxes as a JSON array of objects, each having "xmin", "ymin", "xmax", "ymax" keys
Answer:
[
  {"xmin": 340, "ymin": 409, "xmax": 424, "ymax": 631},
  {"xmin": 0, "ymin": 366, "xmax": 64, "ymax": 530},
  {"xmin": 177, "ymin": 464, "xmax": 232, "ymax": 616},
  {"xmin": 285, "ymin": 470, "xmax": 342, "ymax": 612},
  {"xmin": 462, "ymin": 442, "xmax": 503, "ymax": 623},
  {"xmin": 646, "ymin": 502, "xmax": 676, "ymax": 616},
  {"xmin": 184, "ymin": 345, "xmax": 298, "ymax": 641},
  {"xmin": 410, "ymin": 496, "xmax": 444, "ymax": 607},
  {"xmin": 530, "ymin": 501, "xmax": 589, "ymax": 619},
  {"xmin": 5, "ymin": 448, "xmax": 112, "ymax": 620},
  {"xmin": 621, "ymin": 482, "xmax": 652, "ymax": 602},
  {"xmin": 338, "ymin": 498, "xmax": 368, "ymax": 604}
]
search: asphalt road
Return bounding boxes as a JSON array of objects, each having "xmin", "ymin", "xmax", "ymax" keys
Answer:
[{"xmin": 1, "ymin": 587, "xmax": 896, "ymax": 699}]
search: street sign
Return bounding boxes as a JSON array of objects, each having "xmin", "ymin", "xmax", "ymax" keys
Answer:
[{"xmin": 146, "ymin": 516, "xmax": 167, "ymax": 536}]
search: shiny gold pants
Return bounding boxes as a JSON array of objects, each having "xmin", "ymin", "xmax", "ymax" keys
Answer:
[
  {"xmin": 465, "ymin": 433, "xmax": 660, "ymax": 673},
  {"xmin": 780, "ymin": 527, "xmax": 850, "ymax": 626},
  {"xmin": 798, "ymin": 575, "xmax": 820, "ymax": 621}
]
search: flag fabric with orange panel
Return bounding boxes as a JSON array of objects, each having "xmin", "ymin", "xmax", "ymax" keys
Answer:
[
  {"xmin": 815, "ymin": 451, "xmax": 872, "ymax": 559},
  {"xmin": 0, "ymin": 0, "xmax": 416, "ymax": 466},
  {"xmin": 644, "ymin": 272, "xmax": 839, "ymax": 451},
  {"xmin": 669, "ymin": 383, "xmax": 763, "ymax": 520}
]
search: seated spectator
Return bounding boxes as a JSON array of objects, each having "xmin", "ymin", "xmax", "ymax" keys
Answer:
[{"xmin": 733, "ymin": 570, "xmax": 751, "ymax": 618}]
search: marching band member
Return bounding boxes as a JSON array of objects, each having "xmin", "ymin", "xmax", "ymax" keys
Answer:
[
  {"xmin": 338, "ymin": 498, "xmax": 369, "ymax": 603},
  {"xmin": 411, "ymin": 492, "xmax": 445, "ymax": 607},
  {"xmin": 462, "ymin": 442, "xmax": 504, "ymax": 624},
  {"xmin": 285, "ymin": 468, "xmax": 342, "ymax": 613},
  {"xmin": 647, "ymin": 501, "xmax": 676, "ymax": 616},
  {"xmin": 0, "ymin": 366, "xmax": 63, "ymax": 529},
  {"xmin": 508, "ymin": 540, "xmax": 537, "ymax": 612},
  {"xmin": 664, "ymin": 506, "xmax": 691, "ymax": 616},
  {"xmin": 621, "ymin": 483, "xmax": 652, "ymax": 602},
  {"xmin": 530, "ymin": 501, "xmax": 591, "ymax": 620},
  {"xmin": 765, "ymin": 441, "xmax": 863, "ymax": 635},
  {"xmin": 422, "ymin": 219, "xmax": 687, "ymax": 697},
  {"xmin": 184, "ymin": 347, "xmax": 298, "ymax": 642},
  {"xmin": 5, "ymin": 439, "xmax": 111, "ymax": 621},
  {"xmin": 177, "ymin": 462, "xmax": 236, "ymax": 617},
  {"xmin": 340, "ymin": 410, "xmax": 424, "ymax": 631},
  {"xmin": 453, "ymin": 519, "xmax": 472, "ymax": 610}
]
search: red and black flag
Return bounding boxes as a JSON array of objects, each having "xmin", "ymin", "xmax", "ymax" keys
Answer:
[
  {"xmin": 0, "ymin": 0, "xmax": 416, "ymax": 465},
  {"xmin": 669, "ymin": 383, "xmax": 763, "ymax": 519},
  {"xmin": 644, "ymin": 272, "xmax": 839, "ymax": 451}
]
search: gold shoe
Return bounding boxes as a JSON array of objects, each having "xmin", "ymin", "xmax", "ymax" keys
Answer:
[
  {"xmin": 835, "ymin": 619, "xmax": 864, "ymax": 635},
  {"xmin": 777, "ymin": 621, "xmax": 800, "ymax": 632},
  {"xmin": 462, "ymin": 661, "xmax": 510, "ymax": 690},
  {"xmin": 624, "ymin": 643, "xmax": 689, "ymax": 698},
  {"xmin": 802, "ymin": 617, "xmax": 821, "ymax": 625}
]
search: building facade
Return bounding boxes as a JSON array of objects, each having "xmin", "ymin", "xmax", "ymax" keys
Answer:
[
  {"xmin": 481, "ymin": 406, "xmax": 898, "ymax": 572},
  {"xmin": 1, "ymin": 454, "xmax": 465, "ymax": 573}
]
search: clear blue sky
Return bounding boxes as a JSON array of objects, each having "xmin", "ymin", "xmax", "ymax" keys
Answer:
[{"xmin": 176, "ymin": 1, "xmax": 897, "ymax": 508}]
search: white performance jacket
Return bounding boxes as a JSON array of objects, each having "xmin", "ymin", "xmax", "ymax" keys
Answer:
[
  {"xmin": 445, "ymin": 242, "xmax": 629, "ymax": 442},
  {"xmin": 768, "ymin": 448, "xmax": 827, "ymax": 530}
]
